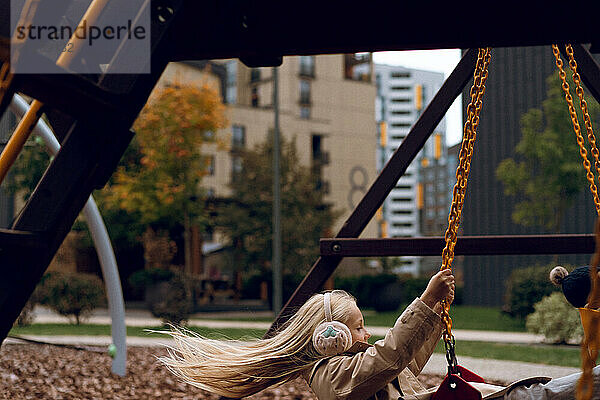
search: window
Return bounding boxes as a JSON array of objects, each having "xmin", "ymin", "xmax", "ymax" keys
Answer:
[
  {"xmin": 344, "ymin": 53, "xmax": 372, "ymax": 81},
  {"xmin": 232, "ymin": 125, "xmax": 246, "ymax": 150},
  {"xmin": 391, "ymin": 72, "xmax": 410, "ymax": 78},
  {"xmin": 299, "ymin": 56, "xmax": 315, "ymax": 77},
  {"xmin": 251, "ymin": 86, "xmax": 259, "ymax": 107},
  {"xmin": 250, "ymin": 68, "xmax": 260, "ymax": 82},
  {"xmin": 391, "ymin": 98, "xmax": 411, "ymax": 103},
  {"xmin": 390, "ymin": 110, "xmax": 411, "ymax": 115},
  {"xmin": 231, "ymin": 156, "xmax": 243, "ymax": 182},
  {"xmin": 391, "ymin": 123, "xmax": 411, "ymax": 128},
  {"xmin": 391, "ymin": 86, "xmax": 410, "ymax": 90},
  {"xmin": 225, "ymin": 60, "xmax": 237, "ymax": 104},
  {"xmin": 300, "ymin": 106, "xmax": 311, "ymax": 119},
  {"xmin": 299, "ymin": 80, "xmax": 311, "ymax": 105},
  {"xmin": 392, "ymin": 210, "xmax": 412, "ymax": 215},
  {"xmin": 311, "ymin": 135, "xmax": 329, "ymax": 165}
]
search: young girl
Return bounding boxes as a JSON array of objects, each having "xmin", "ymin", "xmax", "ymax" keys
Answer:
[{"xmin": 159, "ymin": 270, "xmax": 600, "ymax": 399}]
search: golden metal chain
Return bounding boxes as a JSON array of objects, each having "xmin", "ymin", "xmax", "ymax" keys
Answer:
[
  {"xmin": 439, "ymin": 48, "xmax": 491, "ymax": 343},
  {"xmin": 552, "ymin": 43, "xmax": 600, "ymax": 400},
  {"xmin": 565, "ymin": 45, "xmax": 600, "ymax": 192},
  {"xmin": 551, "ymin": 44, "xmax": 600, "ymax": 215}
]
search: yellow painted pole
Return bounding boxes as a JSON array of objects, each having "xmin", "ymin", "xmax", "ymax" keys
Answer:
[
  {"xmin": 56, "ymin": 0, "xmax": 111, "ymax": 69},
  {"xmin": 0, "ymin": 0, "xmax": 111, "ymax": 186},
  {"xmin": 0, "ymin": 100, "xmax": 43, "ymax": 183}
]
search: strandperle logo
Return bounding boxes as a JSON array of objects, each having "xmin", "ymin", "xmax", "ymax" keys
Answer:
[
  {"xmin": 11, "ymin": 0, "xmax": 150, "ymax": 74},
  {"xmin": 15, "ymin": 19, "xmax": 147, "ymax": 47}
]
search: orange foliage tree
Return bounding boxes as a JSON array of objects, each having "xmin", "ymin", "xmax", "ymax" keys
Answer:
[{"xmin": 103, "ymin": 82, "xmax": 227, "ymax": 273}]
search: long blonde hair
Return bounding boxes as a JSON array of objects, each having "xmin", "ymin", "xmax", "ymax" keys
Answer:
[{"xmin": 158, "ymin": 289, "xmax": 357, "ymax": 398}]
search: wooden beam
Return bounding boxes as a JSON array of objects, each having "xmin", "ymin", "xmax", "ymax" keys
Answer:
[{"xmin": 320, "ymin": 235, "xmax": 596, "ymax": 257}]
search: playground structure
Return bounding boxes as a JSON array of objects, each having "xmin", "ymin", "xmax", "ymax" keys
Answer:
[{"xmin": 1, "ymin": 0, "xmax": 600, "ymax": 394}]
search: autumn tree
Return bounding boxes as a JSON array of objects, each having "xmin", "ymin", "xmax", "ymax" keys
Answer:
[
  {"xmin": 496, "ymin": 72, "xmax": 600, "ymax": 232},
  {"xmin": 103, "ymin": 82, "xmax": 227, "ymax": 273},
  {"xmin": 216, "ymin": 136, "xmax": 339, "ymax": 278}
]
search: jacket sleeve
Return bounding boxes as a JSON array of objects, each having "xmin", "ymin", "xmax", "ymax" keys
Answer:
[
  {"xmin": 407, "ymin": 306, "xmax": 443, "ymax": 376},
  {"xmin": 309, "ymin": 298, "xmax": 442, "ymax": 400}
]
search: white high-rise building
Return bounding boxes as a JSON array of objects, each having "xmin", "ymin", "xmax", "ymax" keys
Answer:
[{"xmin": 375, "ymin": 64, "xmax": 447, "ymax": 275}]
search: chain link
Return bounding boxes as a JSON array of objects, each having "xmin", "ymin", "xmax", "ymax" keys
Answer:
[
  {"xmin": 552, "ymin": 43, "xmax": 600, "ymax": 400},
  {"xmin": 551, "ymin": 44, "xmax": 600, "ymax": 216},
  {"xmin": 565, "ymin": 45, "xmax": 600, "ymax": 192},
  {"xmin": 439, "ymin": 48, "xmax": 491, "ymax": 347}
]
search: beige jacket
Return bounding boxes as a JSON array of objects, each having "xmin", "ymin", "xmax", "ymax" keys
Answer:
[{"xmin": 303, "ymin": 298, "xmax": 534, "ymax": 400}]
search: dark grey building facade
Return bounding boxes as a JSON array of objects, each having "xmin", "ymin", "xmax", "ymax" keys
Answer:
[{"xmin": 461, "ymin": 46, "xmax": 597, "ymax": 306}]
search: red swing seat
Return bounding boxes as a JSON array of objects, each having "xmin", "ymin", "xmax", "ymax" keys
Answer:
[{"xmin": 431, "ymin": 365, "xmax": 485, "ymax": 400}]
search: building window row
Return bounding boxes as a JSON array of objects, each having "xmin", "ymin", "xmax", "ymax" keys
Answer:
[
  {"xmin": 391, "ymin": 86, "xmax": 411, "ymax": 90},
  {"xmin": 390, "ymin": 72, "xmax": 410, "ymax": 78}
]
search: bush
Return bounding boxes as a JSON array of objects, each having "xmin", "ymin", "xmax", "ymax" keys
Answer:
[
  {"xmin": 147, "ymin": 273, "xmax": 193, "ymax": 325},
  {"xmin": 335, "ymin": 274, "xmax": 399, "ymax": 310},
  {"xmin": 14, "ymin": 300, "xmax": 36, "ymax": 327},
  {"xmin": 14, "ymin": 277, "xmax": 49, "ymax": 327},
  {"xmin": 37, "ymin": 272, "xmax": 106, "ymax": 325},
  {"xmin": 503, "ymin": 264, "xmax": 562, "ymax": 319},
  {"xmin": 526, "ymin": 292, "xmax": 583, "ymax": 344},
  {"xmin": 128, "ymin": 267, "xmax": 174, "ymax": 289}
]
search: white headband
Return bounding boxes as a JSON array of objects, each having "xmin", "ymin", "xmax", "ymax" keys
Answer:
[{"xmin": 324, "ymin": 292, "xmax": 332, "ymax": 322}]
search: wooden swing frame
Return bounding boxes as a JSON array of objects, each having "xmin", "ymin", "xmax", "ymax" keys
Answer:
[{"xmin": 0, "ymin": 2, "xmax": 599, "ymax": 352}]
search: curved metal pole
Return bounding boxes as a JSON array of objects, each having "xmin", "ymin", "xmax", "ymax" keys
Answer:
[{"xmin": 9, "ymin": 94, "xmax": 127, "ymax": 376}]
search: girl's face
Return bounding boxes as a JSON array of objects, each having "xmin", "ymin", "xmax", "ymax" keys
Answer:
[{"xmin": 347, "ymin": 303, "xmax": 371, "ymax": 344}]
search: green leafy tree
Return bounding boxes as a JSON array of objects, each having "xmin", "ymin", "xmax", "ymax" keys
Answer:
[
  {"xmin": 217, "ymin": 136, "xmax": 340, "ymax": 277},
  {"xmin": 496, "ymin": 72, "xmax": 600, "ymax": 232},
  {"xmin": 7, "ymin": 135, "xmax": 51, "ymax": 201},
  {"xmin": 102, "ymin": 82, "xmax": 228, "ymax": 272}
]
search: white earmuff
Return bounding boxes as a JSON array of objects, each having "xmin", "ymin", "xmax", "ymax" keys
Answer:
[{"xmin": 312, "ymin": 292, "xmax": 352, "ymax": 356}]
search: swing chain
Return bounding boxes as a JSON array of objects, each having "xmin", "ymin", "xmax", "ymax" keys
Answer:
[
  {"xmin": 444, "ymin": 335, "xmax": 459, "ymax": 375},
  {"xmin": 439, "ymin": 48, "xmax": 491, "ymax": 348},
  {"xmin": 552, "ymin": 43, "xmax": 600, "ymax": 400},
  {"xmin": 551, "ymin": 44, "xmax": 600, "ymax": 215}
]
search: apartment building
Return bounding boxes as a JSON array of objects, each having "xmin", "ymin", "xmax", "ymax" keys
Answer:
[
  {"xmin": 375, "ymin": 64, "xmax": 447, "ymax": 275},
  {"xmin": 156, "ymin": 54, "xmax": 378, "ymax": 275}
]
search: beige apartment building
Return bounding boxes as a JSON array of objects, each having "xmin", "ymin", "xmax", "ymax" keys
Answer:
[{"xmin": 143, "ymin": 54, "xmax": 379, "ymax": 277}]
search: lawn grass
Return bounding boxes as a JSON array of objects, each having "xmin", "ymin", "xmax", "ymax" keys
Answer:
[
  {"xmin": 363, "ymin": 305, "xmax": 526, "ymax": 332},
  {"xmin": 189, "ymin": 305, "xmax": 527, "ymax": 332},
  {"xmin": 434, "ymin": 340, "xmax": 581, "ymax": 368},
  {"xmin": 367, "ymin": 335, "xmax": 581, "ymax": 368},
  {"xmin": 11, "ymin": 323, "xmax": 580, "ymax": 368},
  {"xmin": 10, "ymin": 323, "xmax": 267, "ymax": 340}
]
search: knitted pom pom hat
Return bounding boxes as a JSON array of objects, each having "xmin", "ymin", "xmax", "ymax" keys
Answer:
[{"xmin": 550, "ymin": 265, "xmax": 592, "ymax": 308}]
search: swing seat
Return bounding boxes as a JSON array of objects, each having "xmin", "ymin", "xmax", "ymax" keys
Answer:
[
  {"xmin": 579, "ymin": 307, "xmax": 600, "ymax": 353},
  {"xmin": 431, "ymin": 365, "xmax": 485, "ymax": 400}
]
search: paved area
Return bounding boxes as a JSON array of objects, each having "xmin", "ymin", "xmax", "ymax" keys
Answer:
[
  {"xmin": 4, "ymin": 334, "xmax": 580, "ymax": 383},
  {"xmin": 9, "ymin": 306, "xmax": 582, "ymax": 384},
  {"xmin": 31, "ymin": 306, "xmax": 547, "ymax": 344}
]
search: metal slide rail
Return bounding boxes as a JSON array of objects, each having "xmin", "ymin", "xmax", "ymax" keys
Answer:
[{"xmin": 9, "ymin": 94, "xmax": 127, "ymax": 376}]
